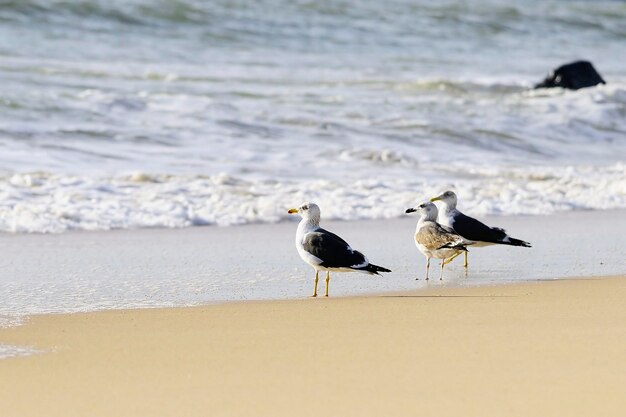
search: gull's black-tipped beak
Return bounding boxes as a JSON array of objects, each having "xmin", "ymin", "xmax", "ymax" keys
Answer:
[{"xmin": 405, "ymin": 207, "xmax": 416, "ymax": 214}]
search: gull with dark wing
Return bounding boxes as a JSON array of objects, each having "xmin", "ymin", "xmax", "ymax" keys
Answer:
[
  {"xmin": 405, "ymin": 202, "xmax": 472, "ymax": 280},
  {"xmin": 430, "ymin": 190, "xmax": 531, "ymax": 269},
  {"xmin": 288, "ymin": 202, "xmax": 391, "ymax": 297}
]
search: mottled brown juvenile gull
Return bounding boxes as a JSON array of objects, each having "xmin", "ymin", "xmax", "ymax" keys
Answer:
[
  {"xmin": 405, "ymin": 202, "xmax": 471, "ymax": 280},
  {"xmin": 288, "ymin": 202, "xmax": 391, "ymax": 297}
]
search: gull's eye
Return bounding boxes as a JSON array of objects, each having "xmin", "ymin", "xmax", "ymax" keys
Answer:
[
  {"xmin": 302, "ymin": 205, "xmax": 308, "ymax": 211},
  {"xmin": 445, "ymin": 192, "xmax": 452, "ymax": 197}
]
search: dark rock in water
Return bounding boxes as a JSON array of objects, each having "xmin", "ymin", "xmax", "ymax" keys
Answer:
[{"xmin": 534, "ymin": 60, "xmax": 606, "ymax": 90}]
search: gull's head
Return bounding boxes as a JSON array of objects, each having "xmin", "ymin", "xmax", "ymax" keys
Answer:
[
  {"xmin": 430, "ymin": 190, "xmax": 457, "ymax": 208},
  {"xmin": 287, "ymin": 202, "xmax": 321, "ymax": 221},
  {"xmin": 405, "ymin": 201, "xmax": 438, "ymax": 221}
]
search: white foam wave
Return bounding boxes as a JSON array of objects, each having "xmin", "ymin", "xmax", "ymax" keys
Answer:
[
  {"xmin": 0, "ymin": 315, "xmax": 23, "ymax": 328},
  {"xmin": 0, "ymin": 344, "xmax": 42, "ymax": 360},
  {"xmin": 1, "ymin": 163, "xmax": 624, "ymax": 233},
  {"xmin": 0, "ymin": 316, "xmax": 40, "ymax": 360}
]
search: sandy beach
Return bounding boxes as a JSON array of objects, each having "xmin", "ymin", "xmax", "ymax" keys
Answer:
[
  {"xmin": 2, "ymin": 1, "xmax": 625, "ymax": 415},
  {"xmin": 1, "ymin": 275, "xmax": 625, "ymax": 417}
]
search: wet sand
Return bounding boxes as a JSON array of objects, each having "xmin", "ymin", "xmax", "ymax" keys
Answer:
[{"xmin": 1, "ymin": 209, "xmax": 625, "ymax": 315}]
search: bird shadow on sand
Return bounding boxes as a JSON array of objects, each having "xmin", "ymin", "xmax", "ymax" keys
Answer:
[{"xmin": 378, "ymin": 294, "xmax": 516, "ymax": 298}]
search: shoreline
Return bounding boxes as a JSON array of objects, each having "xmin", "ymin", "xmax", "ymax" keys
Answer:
[
  {"xmin": 5, "ymin": 271, "xmax": 625, "ymax": 321},
  {"xmin": 1, "ymin": 206, "xmax": 624, "ymax": 237},
  {"xmin": 1, "ymin": 209, "xmax": 625, "ymax": 317},
  {"xmin": 1, "ymin": 275, "xmax": 625, "ymax": 416}
]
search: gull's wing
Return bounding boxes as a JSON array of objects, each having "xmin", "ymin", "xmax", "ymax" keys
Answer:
[
  {"xmin": 452, "ymin": 212, "xmax": 508, "ymax": 243},
  {"xmin": 302, "ymin": 229, "xmax": 367, "ymax": 269},
  {"xmin": 415, "ymin": 222, "xmax": 468, "ymax": 250}
]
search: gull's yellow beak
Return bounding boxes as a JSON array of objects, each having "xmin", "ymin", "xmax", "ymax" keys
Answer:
[
  {"xmin": 430, "ymin": 196, "xmax": 441, "ymax": 202},
  {"xmin": 287, "ymin": 208, "xmax": 298, "ymax": 214}
]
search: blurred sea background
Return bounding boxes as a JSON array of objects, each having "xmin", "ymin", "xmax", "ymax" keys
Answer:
[{"xmin": 1, "ymin": 0, "xmax": 625, "ymax": 233}]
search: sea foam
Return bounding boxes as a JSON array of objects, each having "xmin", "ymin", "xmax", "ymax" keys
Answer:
[
  {"xmin": 0, "ymin": 344, "xmax": 42, "ymax": 360},
  {"xmin": 1, "ymin": 163, "xmax": 624, "ymax": 233}
]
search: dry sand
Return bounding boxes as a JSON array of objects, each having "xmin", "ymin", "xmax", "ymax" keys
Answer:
[{"xmin": 1, "ymin": 275, "xmax": 625, "ymax": 417}]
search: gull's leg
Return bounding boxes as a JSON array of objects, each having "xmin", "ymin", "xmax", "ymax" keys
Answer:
[
  {"xmin": 324, "ymin": 271, "xmax": 330, "ymax": 297},
  {"xmin": 443, "ymin": 251, "xmax": 462, "ymax": 265},
  {"xmin": 463, "ymin": 251, "xmax": 469, "ymax": 277},
  {"xmin": 311, "ymin": 271, "xmax": 319, "ymax": 297},
  {"xmin": 440, "ymin": 259, "xmax": 445, "ymax": 280},
  {"xmin": 425, "ymin": 258, "xmax": 430, "ymax": 281}
]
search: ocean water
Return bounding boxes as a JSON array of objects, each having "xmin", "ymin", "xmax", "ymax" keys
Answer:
[{"xmin": 1, "ymin": 0, "xmax": 625, "ymax": 232}]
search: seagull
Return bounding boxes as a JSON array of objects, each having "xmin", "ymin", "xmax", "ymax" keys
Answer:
[
  {"xmin": 430, "ymin": 190, "xmax": 531, "ymax": 269},
  {"xmin": 288, "ymin": 202, "xmax": 391, "ymax": 297},
  {"xmin": 405, "ymin": 202, "xmax": 472, "ymax": 280}
]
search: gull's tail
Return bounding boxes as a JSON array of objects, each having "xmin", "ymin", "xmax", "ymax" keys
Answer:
[
  {"xmin": 360, "ymin": 263, "xmax": 392, "ymax": 275},
  {"xmin": 438, "ymin": 242, "xmax": 469, "ymax": 251},
  {"xmin": 501, "ymin": 237, "xmax": 532, "ymax": 247}
]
